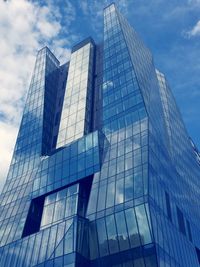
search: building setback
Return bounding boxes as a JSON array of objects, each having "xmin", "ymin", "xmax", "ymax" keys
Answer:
[{"xmin": 0, "ymin": 3, "xmax": 200, "ymax": 267}]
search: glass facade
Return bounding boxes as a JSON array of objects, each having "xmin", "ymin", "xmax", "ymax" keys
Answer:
[
  {"xmin": 57, "ymin": 40, "xmax": 95, "ymax": 148},
  {"xmin": 0, "ymin": 3, "xmax": 199, "ymax": 267}
]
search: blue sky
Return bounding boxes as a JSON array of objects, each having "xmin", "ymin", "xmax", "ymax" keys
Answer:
[{"xmin": 0, "ymin": 0, "xmax": 200, "ymax": 190}]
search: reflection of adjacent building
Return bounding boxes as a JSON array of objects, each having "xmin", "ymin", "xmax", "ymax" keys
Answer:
[{"xmin": 0, "ymin": 3, "xmax": 200, "ymax": 267}]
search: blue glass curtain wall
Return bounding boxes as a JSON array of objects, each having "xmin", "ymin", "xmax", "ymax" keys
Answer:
[{"xmin": 0, "ymin": 3, "xmax": 199, "ymax": 267}]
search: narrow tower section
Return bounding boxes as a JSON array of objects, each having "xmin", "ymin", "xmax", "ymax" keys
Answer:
[
  {"xmin": 86, "ymin": 5, "xmax": 154, "ymax": 265},
  {"xmin": 0, "ymin": 47, "xmax": 60, "ymax": 247},
  {"xmin": 57, "ymin": 39, "xmax": 95, "ymax": 148},
  {"xmin": 102, "ymin": 4, "xmax": 147, "ymax": 134},
  {"xmin": 42, "ymin": 48, "xmax": 60, "ymax": 155}
]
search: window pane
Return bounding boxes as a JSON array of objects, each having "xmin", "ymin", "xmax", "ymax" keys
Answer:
[
  {"xmin": 125, "ymin": 175, "xmax": 133, "ymax": 201},
  {"xmin": 115, "ymin": 179, "xmax": 124, "ymax": 205},
  {"xmin": 106, "ymin": 182, "xmax": 115, "ymax": 208},
  {"xmin": 97, "ymin": 218, "xmax": 109, "ymax": 256},
  {"xmin": 165, "ymin": 192, "xmax": 172, "ymax": 221},
  {"xmin": 134, "ymin": 171, "xmax": 143, "ymax": 198},
  {"xmin": 87, "ymin": 187, "xmax": 98, "ymax": 214},
  {"xmin": 115, "ymin": 211, "xmax": 129, "ymax": 251},
  {"xmin": 125, "ymin": 208, "xmax": 140, "ymax": 248},
  {"xmin": 135, "ymin": 205, "xmax": 152, "ymax": 245},
  {"xmin": 41, "ymin": 204, "xmax": 54, "ymax": 227},
  {"xmin": 68, "ymin": 184, "xmax": 79, "ymax": 196},
  {"xmin": 176, "ymin": 207, "xmax": 186, "ymax": 235},
  {"xmin": 65, "ymin": 195, "xmax": 78, "ymax": 217},
  {"xmin": 64, "ymin": 224, "xmax": 74, "ymax": 254},
  {"xmin": 89, "ymin": 221, "xmax": 99, "ymax": 259},
  {"xmin": 97, "ymin": 185, "xmax": 106, "ymax": 211},
  {"xmin": 45, "ymin": 192, "xmax": 57, "ymax": 205},
  {"xmin": 106, "ymin": 214, "xmax": 119, "ymax": 253},
  {"xmin": 57, "ymin": 189, "xmax": 67, "ymax": 200},
  {"xmin": 53, "ymin": 200, "xmax": 65, "ymax": 222}
]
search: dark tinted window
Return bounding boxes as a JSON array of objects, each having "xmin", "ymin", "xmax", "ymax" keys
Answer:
[
  {"xmin": 176, "ymin": 207, "xmax": 186, "ymax": 235},
  {"xmin": 165, "ymin": 192, "xmax": 172, "ymax": 221}
]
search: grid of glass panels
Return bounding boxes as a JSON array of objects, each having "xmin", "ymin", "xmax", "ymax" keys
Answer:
[
  {"xmin": 0, "ymin": 3, "xmax": 199, "ymax": 267},
  {"xmin": 0, "ymin": 218, "xmax": 76, "ymax": 267},
  {"xmin": 85, "ymin": 4, "xmax": 154, "ymax": 265},
  {"xmin": 156, "ymin": 70, "xmax": 200, "ymax": 234},
  {"xmin": 41, "ymin": 184, "xmax": 79, "ymax": 229},
  {"xmin": 32, "ymin": 131, "xmax": 101, "ymax": 198},
  {"xmin": 0, "ymin": 47, "xmax": 60, "ymax": 248},
  {"xmin": 102, "ymin": 4, "xmax": 146, "ymax": 135},
  {"xmin": 88, "ymin": 204, "xmax": 152, "ymax": 260},
  {"xmin": 148, "ymin": 49, "xmax": 200, "ymax": 266},
  {"xmin": 117, "ymin": 9, "xmax": 167, "ymax": 144},
  {"xmin": 57, "ymin": 41, "xmax": 94, "ymax": 148},
  {"xmin": 87, "ymin": 121, "xmax": 148, "ymax": 216}
]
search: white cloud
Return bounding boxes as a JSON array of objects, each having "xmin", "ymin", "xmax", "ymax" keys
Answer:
[
  {"xmin": 79, "ymin": 0, "xmax": 131, "ymax": 38},
  {"xmin": 0, "ymin": 0, "xmax": 72, "ymax": 192},
  {"xmin": 0, "ymin": 122, "xmax": 18, "ymax": 193},
  {"xmin": 187, "ymin": 20, "xmax": 200, "ymax": 37},
  {"xmin": 188, "ymin": 0, "xmax": 200, "ymax": 5}
]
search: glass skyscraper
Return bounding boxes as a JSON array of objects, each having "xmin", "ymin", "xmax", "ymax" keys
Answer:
[{"xmin": 0, "ymin": 4, "xmax": 200, "ymax": 267}]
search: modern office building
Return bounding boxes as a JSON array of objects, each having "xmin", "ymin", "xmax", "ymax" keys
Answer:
[{"xmin": 0, "ymin": 3, "xmax": 200, "ymax": 267}]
